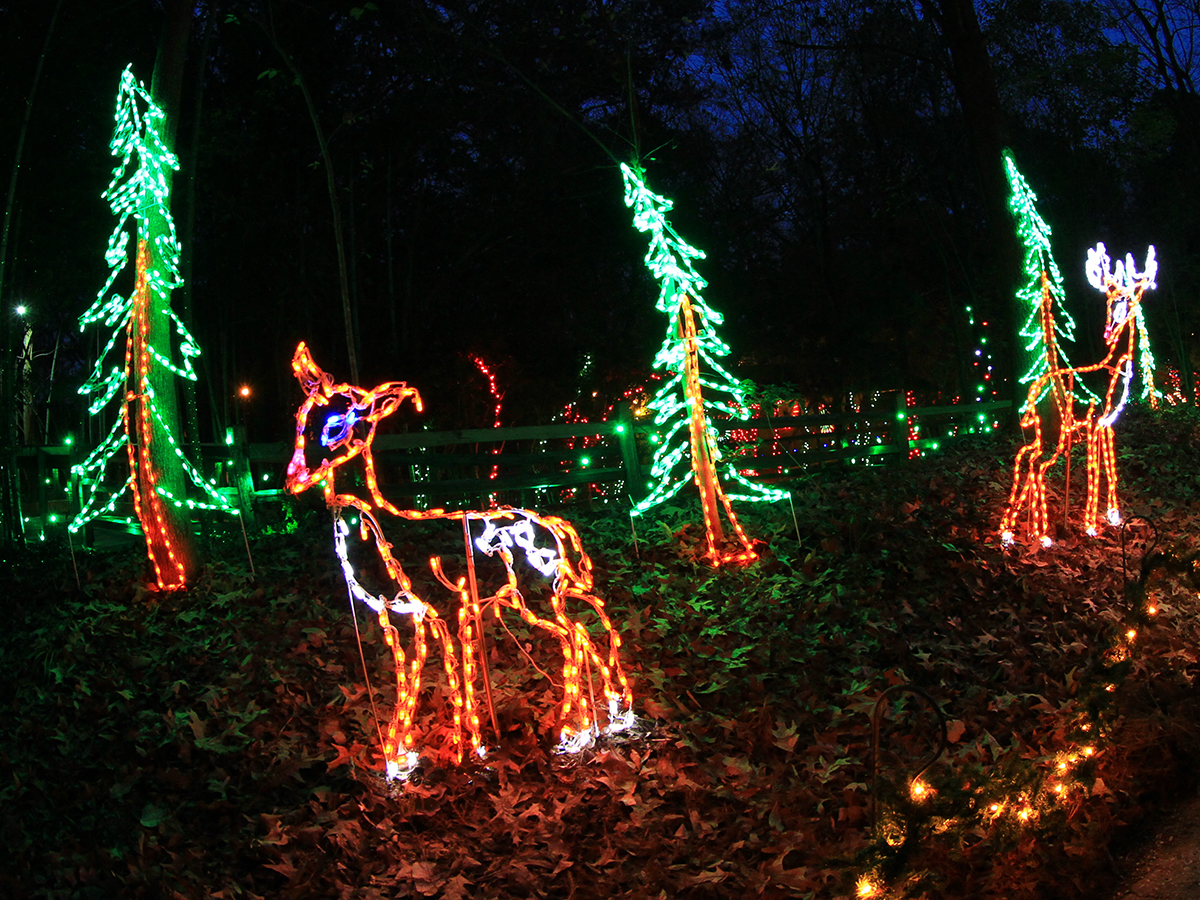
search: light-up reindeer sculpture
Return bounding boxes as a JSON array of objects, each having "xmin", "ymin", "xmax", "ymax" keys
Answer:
[
  {"xmin": 1001, "ymin": 244, "xmax": 1156, "ymax": 546},
  {"xmin": 285, "ymin": 343, "xmax": 634, "ymax": 780}
]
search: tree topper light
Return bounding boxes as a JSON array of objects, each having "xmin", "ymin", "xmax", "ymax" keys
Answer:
[
  {"xmin": 621, "ymin": 163, "xmax": 786, "ymax": 566},
  {"xmin": 286, "ymin": 343, "xmax": 635, "ymax": 780}
]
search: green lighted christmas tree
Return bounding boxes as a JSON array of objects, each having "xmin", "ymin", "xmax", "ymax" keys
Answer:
[
  {"xmin": 70, "ymin": 65, "xmax": 235, "ymax": 589},
  {"xmin": 621, "ymin": 163, "xmax": 786, "ymax": 565},
  {"xmin": 1003, "ymin": 150, "xmax": 1095, "ymax": 409}
]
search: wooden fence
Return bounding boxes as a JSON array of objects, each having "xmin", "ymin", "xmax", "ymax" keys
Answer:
[{"xmin": 14, "ymin": 394, "xmax": 1010, "ymax": 538}]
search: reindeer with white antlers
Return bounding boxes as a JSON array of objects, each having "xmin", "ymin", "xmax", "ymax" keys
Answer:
[
  {"xmin": 1001, "ymin": 243, "xmax": 1156, "ymax": 546},
  {"xmin": 285, "ymin": 343, "xmax": 635, "ymax": 780}
]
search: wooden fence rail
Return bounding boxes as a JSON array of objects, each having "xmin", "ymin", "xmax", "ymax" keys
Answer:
[{"xmin": 15, "ymin": 395, "xmax": 1011, "ymax": 538}]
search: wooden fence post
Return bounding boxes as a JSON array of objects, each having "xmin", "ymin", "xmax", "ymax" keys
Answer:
[
  {"xmin": 616, "ymin": 409, "xmax": 643, "ymax": 502},
  {"xmin": 227, "ymin": 425, "xmax": 257, "ymax": 528}
]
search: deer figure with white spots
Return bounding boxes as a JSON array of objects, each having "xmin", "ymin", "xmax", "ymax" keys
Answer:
[{"xmin": 285, "ymin": 343, "xmax": 635, "ymax": 779}]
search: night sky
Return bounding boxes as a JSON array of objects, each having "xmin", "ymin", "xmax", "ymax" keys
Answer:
[{"xmin": 2, "ymin": 0, "xmax": 1197, "ymax": 447}]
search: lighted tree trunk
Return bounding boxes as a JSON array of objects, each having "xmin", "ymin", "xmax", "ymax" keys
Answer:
[
  {"xmin": 145, "ymin": 0, "xmax": 195, "ymax": 577},
  {"xmin": 678, "ymin": 296, "xmax": 725, "ymax": 549}
]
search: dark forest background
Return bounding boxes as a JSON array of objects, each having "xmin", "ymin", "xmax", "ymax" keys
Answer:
[{"xmin": 2, "ymin": 0, "xmax": 1198, "ymax": 448}]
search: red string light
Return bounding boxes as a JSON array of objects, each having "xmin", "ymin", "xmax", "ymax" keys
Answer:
[
  {"xmin": 124, "ymin": 239, "xmax": 186, "ymax": 589},
  {"xmin": 469, "ymin": 354, "xmax": 503, "ymax": 484}
]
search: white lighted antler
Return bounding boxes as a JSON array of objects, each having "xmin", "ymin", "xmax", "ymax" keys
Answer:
[{"xmin": 1002, "ymin": 243, "xmax": 1158, "ymax": 545}]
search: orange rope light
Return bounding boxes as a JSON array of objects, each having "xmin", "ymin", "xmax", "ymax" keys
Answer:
[
  {"xmin": 124, "ymin": 239, "xmax": 187, "ymax": 589},
  {"xmin": 1001, "ymin": 244, "xmax": 1156, "ymax": 545},
  {"xmin": 285, "ymin": 343, "xmax": 635, "ymax": 779}
]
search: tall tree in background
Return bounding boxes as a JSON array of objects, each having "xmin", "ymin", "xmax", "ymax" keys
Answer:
[
  {"xmin": 623, "ymin": 162, "xmax": 786, "ymax": 566},
  {"xmin": 1107, "ymin": 0, "xmax": 1200, "ymax": 402},
  {"xmin": 0, "ymin": 0, "xmax": 62, "ymax": 546},
  {"xmin": 70, "ymin": 65, "xmax": 235, "ymax": 590}
]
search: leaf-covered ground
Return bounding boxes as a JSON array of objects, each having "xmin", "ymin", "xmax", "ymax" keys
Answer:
[{"xmin": 4, "ymin": 405, "xmax": 1200, "ymax": 900}]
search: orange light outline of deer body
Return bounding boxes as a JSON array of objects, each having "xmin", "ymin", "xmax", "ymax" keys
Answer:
[
  {"xmin": 285, "ymin": 343, "xmax": 634, "ymax": 779},
  {"xmin": 1001, "ymin": 244, "xmax": 1156, "ymax": 545}
]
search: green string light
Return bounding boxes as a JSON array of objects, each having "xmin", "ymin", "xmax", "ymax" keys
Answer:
[
  {"xmin": 70, "ymin": 65, "xmax": 236, "ymax": 542},
  {"xmin": 1003, "ymin": 151, "xmax": 1097, "ymax": 409},
  {"xmin": 621, "ymin": 163, "xmax": 785, "ymax": 564}
]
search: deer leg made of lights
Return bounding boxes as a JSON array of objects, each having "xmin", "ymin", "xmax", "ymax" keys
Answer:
[
  {"xmin": 1079, "ymin": 243, "xmax": 1155, "ymax": 536},
  {"xmin": 1001, "ymin": 244, "xmax": 1155, "ymax": 546},
  {"xmin": 1000, "ymin": 269, "xmax": 1083, "ymax": 547},
  {"xmin": 285, "ymin": 343, "xmax": 634, "ymax": 780}
]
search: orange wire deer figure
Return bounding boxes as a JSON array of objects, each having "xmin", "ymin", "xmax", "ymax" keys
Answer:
[
  {"xmin": 1001, "ymin": 243, "xmax": 1156, "ymax": 546},
  {"xmin": 284, "ymin": 343, "xmax": 634, "ymax": 780}
]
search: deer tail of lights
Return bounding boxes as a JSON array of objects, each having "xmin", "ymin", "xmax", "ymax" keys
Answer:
[
  {"xmin": 1000, "ymin": 244, "xmax": 1156, "ymax": 547},
  {"xmin": 620, "ymin": 162, "xmax": 788, "ymax": 566},
  {"xmin": 285, "ymin": 343, "xmax": 635, "ymax": 781}
]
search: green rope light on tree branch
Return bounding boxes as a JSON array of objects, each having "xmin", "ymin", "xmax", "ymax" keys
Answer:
[
  {"xmin": 621, "ymin": 163, "xmax": 786, "ymax": 566},
  {"xmin": 69, "ymin": 65, "xmax": 236, "ymax": 587}
]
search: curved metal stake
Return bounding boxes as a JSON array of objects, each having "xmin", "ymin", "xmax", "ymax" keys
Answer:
[{"xmin": 869, "ymin": 684, "xmax": 949, "ymax": 834}]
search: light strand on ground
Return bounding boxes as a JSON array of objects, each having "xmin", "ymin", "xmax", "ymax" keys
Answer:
[
  {"xmin": 621, "ymin": 162, "xmax": 786, "ymax": 565},
  {"xmin": 286, "ymin": 343, "xmax": 635, "ymax": 780},
  {"xmin": 851, "ymin": 541, "xmax": 1174, "ymax": 897}
]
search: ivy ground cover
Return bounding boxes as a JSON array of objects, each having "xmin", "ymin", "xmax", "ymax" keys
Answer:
[{"xmin": 3, "ymin": 405, "xmax": 1200, "ymax": 899}]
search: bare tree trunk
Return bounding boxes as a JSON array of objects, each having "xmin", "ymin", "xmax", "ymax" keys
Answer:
[
  {"xmin": 178, "ymin": 6, "xmax": 216, "ymax": 453},
  {"xmin": 386, "ymin": 148, "xmax": 398, "ymax": 362},
  {"xmin": 261, "ymin": 21, "xmax": 360, "ymax": 383},
  {"xmin": 919, "ymin": 0, "xmax": 1022, "ymax": 408},
  {"xmin": 0, "ymin": 0, "xmax": 62, "ymax": 547},
  {"xmin": 146, "ymin": 0, "xmax": 196, "ymax": 578}
]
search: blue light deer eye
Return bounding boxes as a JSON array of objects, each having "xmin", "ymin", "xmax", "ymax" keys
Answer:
[{"xmin": 320, "ymin": 408, "xmax": 360, "ymax": 448}]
